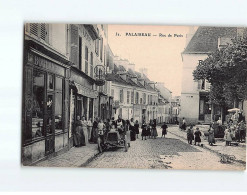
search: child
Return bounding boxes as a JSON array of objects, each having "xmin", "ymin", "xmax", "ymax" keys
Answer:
[{"xmin": 187, "ymin": 125, "xmax": 194, "ymax": 144}]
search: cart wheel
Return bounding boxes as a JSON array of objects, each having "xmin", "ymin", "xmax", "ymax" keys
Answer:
[
  {"xmin": 97, "ymin": 137, "xmax": 103, "ymax": 153},
  {"xmin": 124, "ymin": 135, "xmax": 128, "ymax": 152}
]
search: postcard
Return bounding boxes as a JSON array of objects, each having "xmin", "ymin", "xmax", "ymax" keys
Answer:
[{"xmin": 22, "ymin": 24, "xmax": 246, "ymax": 170}]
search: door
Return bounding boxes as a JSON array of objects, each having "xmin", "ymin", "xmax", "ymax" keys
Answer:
[{"xmin": 45, "ymin": 93, "xmax": 55, "ymax": 155}]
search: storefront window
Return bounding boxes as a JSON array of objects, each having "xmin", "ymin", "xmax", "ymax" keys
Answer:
[
  {"xmin": 48, "ymin": 74, "xmax": 54, "ymax": 90},
  {"xmin": 55, "ymin": 93, "xmax": 63, "ymax": 133},
  {"xmin": 32, "ymin": 70, "xmax": 45, "ymax": 138},
  {"xmin": 55, "ymin": 77, "xmax": 63, "ymax": 91}
]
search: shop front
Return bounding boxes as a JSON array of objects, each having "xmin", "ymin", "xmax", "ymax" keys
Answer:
[
  {"xmin": 68, "ymin": 68, "xmax": 98, "ymax": 147},
  {"xmin": 22, "ymin": 43, "xmax": 70, "ymax": 165}
]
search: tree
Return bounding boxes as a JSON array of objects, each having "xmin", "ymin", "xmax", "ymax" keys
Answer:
[{"xmin": 193, "ymin": 37, "xmax": 247, "ymax": 107}]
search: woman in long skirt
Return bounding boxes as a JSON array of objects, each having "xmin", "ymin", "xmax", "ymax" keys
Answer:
[
  {"xmin": 81, "ymin": 116, "xmax": 88, "ymax": 146},
  {"xmin": 194, "ymin": 127, "xmax": 202, "ymax": 146},
  {"xmin": 74, "ymin": 115, "xmax": 82, "ymax": 147},
  {"xmin": 141, "ymin": 122, "xmax": 148, "ymax": 140},
  {"xmin": 87, "ymin": 118, "xmax": 93, "ymax": 142},
  {"xmin": 92, "ymin": 117, "xmax": 99, "ymax": 143},
  {"xmin": 130, "ymin": 118, "xmax": 136, "ymax": 141},
  {"xmin": 152, "ymin": 119, "xmax": 158, "ymax": 139},
  {"xmin": 134, "ymin": 120, "xmax": 140, "ymax": 139},
  {"xmin": 208, "ymin": 125, "xmax": 215, "ymax": 146}
]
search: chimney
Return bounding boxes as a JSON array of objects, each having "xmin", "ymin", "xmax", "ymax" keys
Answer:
[{"xmin": 139, "ymin": 68, "xmax": 148, "ymax": 77}]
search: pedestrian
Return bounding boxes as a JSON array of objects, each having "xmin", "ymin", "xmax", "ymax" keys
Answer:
[
  {"xmin": 141, "ymin": 121, "xmax": 148, "ymax": 140},
  {"xmin": 208, "ymin": 125, "xmax": 215, "ymax": 146},
  {"xmin": 98, "ymin": 119, "xmax": 105, "ymax": 137},
  {"xmin": 224, "ymin": 128, "xmax": 232, "ymax": 146},
  {"xmin": 87, "ymin": 118, "xmax": 93, "ymax": 142},
  {"xmin": 81, "ymin": 116, "xmax": 88, "ymax": 146},
  {"xmin": 194, "ymin": 127, "xmax": 202, "ymax": 146},
  {"xmin": 152, "ymin": 119, "xmax": 158, "ymax": 139},
  {"xmin": 239, "ymin": 120, "xmax": 246, "ymax": 142},
  {"xmin": 147, "ymin": 123, "xmax": 151, "ymax": 138},
  {"xmin": 181, "ymin": 117, "xmax": 186, "ymax": 131},
  {"xmin": 134, "ymin": 120, "xmax": 140, "ymax": 139},
  {"xmin": 92, "ymin": 117, "xmax": 99, "ymax": 143},
  {"xmin": 116, "ymin": 115, "xmax": 123, "ymax": 133},
  {"xmin": 74, "ymin": 115, "xmax": 82, "ymax": 147},
  {"xmin": 105, "ymin": 119, "xmax": 111, "ymax": 134},
  {"xmin": 161, "ymin": 122, "xmax": 168, "ymax": 138},
  {"xmin": 130, "ymin": 118, "xmax": 136, "ymax": 141},
  {"xmin": 187, "ymin": 125, "xmax": 194, "ymax": 144}
]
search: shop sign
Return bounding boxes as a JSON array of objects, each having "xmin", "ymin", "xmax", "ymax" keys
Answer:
[
  {"xmin": 75, "ymin": 83, "xmax": 98, "ymax": 98},
  {"xmin": 27, "ymin": 52, "xmax": 65, "ymax": 76}
]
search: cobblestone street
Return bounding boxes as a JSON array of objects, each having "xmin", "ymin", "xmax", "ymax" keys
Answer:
[{"xmin": 85, "ymin": 126, "xmax": 245, "ymax": 170}]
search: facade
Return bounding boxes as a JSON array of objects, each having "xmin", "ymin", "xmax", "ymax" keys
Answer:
[
  {"xmin": 22, "ymin": 24, "xmax": 111, "ymax": 165},
  {"xmin": 22, "ymin": 24, "xmax": 71, "ymax": 165},
  {"xmin": 180, "ymin": 27, "xmax": 246, "ymax": 124},
  {"xmin": 107, "ymin": 59, "xmax": 160, "ymax": 124}
]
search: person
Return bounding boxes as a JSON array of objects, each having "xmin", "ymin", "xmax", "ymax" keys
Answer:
[
  {"xmin": 217, "ymin": 117, "xmax": 222, "ymax": 125},
  {"xmin": 152, "ymin": 119, "xmax": 158, "ymax": 139},
  {"xmin": 147, "ymin": 122, "xmax": 151, "ymax": 138},
  {"xmin": 116, "ymin": 116, "xmax": 123, "ymax": 132},
  {"xmin": 181, "ymin": 117, "xmax": 186, "ymax": 131},
  {"xmin": 92, "ymin": 117, "xmax": 99, "ymax": 143},
  {"xmin": 74, "ymin": 115, "xmax": 82, "ymax": 147},
  {"xmin": 130, "ymin": 118, "xmax": 136, "ymax": 141},
  {"xmin": 194, "ymin": 127, "xmax": 202, "ymax": 146},
  {"xmin": 187, "ymin": 125, "xmax": 194, "ymax": 144},
  {"xmin": 134, "ymin": 120, "xmax": 140, "ymax": 139},
  {"xmin": 239, "ymin": 120, "xmax": 246, "ymax": 142},
  {"xmin": 141, "ymin": 121, "xmax": 148, "ymax": 140},
  {"xmin": 81, "ymin": 116, "xmax": 88, "ymax": 146},
  {"xmin": 98, "ymin": 119, "xmax": 105, "ymax": 137},
  {"xmin": 208, "ymin": 125, "xmax": 215, "ymax": 146},
  {"xmin": 161, "ymin": 122, "xmax": 168, "ymax": 138},
  {"xmin": 87, "ymin": 118, "xmax": 93, "ymax": 142},
  {"xmin": 105, "ymin": 119, "xmax": 111, "ymax": 134},
  {"xmin": 149, "ymin": 119, "xmax": 153, "ymax": 138},
  {"xmin": 224, "ymin": 128, "xmax": 232, "ymax": 146}
]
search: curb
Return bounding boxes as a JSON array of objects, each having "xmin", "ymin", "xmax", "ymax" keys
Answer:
[{"xmin": 169, "ymin": 131, "xmax": 246, "ymax": 165}]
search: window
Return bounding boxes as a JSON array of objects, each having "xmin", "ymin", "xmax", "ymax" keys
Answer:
[
  {"xmin": 47, "ymin": 74, "xmax": 54, "ymax": 91},
  {"xmin": 32, "ymin": 70, "xmax": 45, "ymax": 139},
  {"xmin": 140, "ymin": 98, "xmax": 143, "ymax": 104},
  {"xmin": 135, "ymin": 92, "xmax": 139, "ymax": 104},
  {"xmin": 127, "ymin": 91, "xmax": 130, "ymax": 104},
  {"xmin": 120, "ymin": 89, "xmax": 124, "ymax": 103},
  {"xmin": 29, "ymin": 23, "xmax": 49, "ymax": 43},
  {"xmin": 143, "ymin": 93, "xmax": 146, "ymax": 104},
  {"xmin": 131, "ymin": 91, "xmax": 134, "ymax": 104},
  {"xmin": 90, "ymin": 52, "xmax": 93, "ymax": 78},
  {"xmin": 100, "ymin": 37, "xmax": 103, "ymax": 61},
  {"xmin": 85, "ymin": 46, "xmax": 89, "ymax": 74},
  {"xmin": 111, "ymin": 89, "xmax": 114, "ymax": 97},
  {"xmin": 79, "ymin": 37, "xmax": 82, "ymax": 70}
]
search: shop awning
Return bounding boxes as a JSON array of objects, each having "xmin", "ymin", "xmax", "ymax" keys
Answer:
[{"xmin": 75, "ymin": 83, "xmax": 98, "ymax": 99}]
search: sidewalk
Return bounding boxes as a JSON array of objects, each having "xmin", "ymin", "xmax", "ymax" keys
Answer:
[
  {"xmin": 34, "ymin": 143, "xmax": 99, "ymax": 167},
  {"xmin": 168, "ymin": 125, "xmax": 246, "ymax": 164}
]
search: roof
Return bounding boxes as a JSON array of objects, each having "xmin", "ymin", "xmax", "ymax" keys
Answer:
[{"xmin": 183, "ymin": 27, "xmax": 237, "ymax": 54}]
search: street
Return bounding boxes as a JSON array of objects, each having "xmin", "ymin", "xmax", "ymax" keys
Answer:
[{"xmin": 84, "ymin": 126, "xmax": 245, "ymax": 170}]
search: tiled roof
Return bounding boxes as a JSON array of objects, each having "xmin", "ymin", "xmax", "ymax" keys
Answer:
[{"xmin": 183, "ymin": 27, "xmax": 237, "ymax": 54}]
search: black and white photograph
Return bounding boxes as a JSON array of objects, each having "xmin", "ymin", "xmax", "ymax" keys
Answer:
[{"xmin": 21, "ymin": 24, "xmax": 246, "ymax": 170}]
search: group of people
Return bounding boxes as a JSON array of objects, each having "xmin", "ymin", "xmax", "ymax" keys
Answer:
[
  {"xmin": 185, "ymin": 118, "xmax": 246, "ymax": 147},
  {"xmin": 140, "ymin": 120, "xmax": 168, "ymax": 140},
  {"xmin": 73, "ymin": 115, "xmax": 142, "ymax": 147}
]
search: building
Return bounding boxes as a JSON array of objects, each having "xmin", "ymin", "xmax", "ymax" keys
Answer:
[
  {"xmin": 22, "ymin": 23, "xmax": 110, "ymax": 165},
  {"xmin": 107, "ymin": 58, "xmax": 159, "ymax": 123},
  {"xmin": 171, "ymin": 96, "xmax": 181, "ymax": 124},
  {"xmin": 22, "ymin": 24, "xmax": 71, "ymax": 165},
  {"xmin": 180, "ymin": 26, "xmax": 247, "ymax": 124}
]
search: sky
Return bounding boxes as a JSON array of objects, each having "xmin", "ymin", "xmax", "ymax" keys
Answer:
[{"xmin": 108, "ymin": 25, "xmax": 192, "ymax": 96}]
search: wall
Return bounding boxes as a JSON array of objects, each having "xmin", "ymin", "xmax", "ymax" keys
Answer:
[{"xmin": 180, "ymin": 53, "xmax": 208, "ymax": 124}]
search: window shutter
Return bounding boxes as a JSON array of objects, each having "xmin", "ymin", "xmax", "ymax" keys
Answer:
[
  {"xmin": 30, "ymin": 23, "xmax": 38, "ymax": 36},
  {"xmin": 40, "ymin": 23, "xmax": 49, "ymax": 42},
  {"xmin": 70, "ymin": 24, "xmax": 79, "ymax": 67}
]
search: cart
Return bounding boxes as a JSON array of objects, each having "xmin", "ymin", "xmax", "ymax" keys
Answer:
[{"xmin": 97, "ymin": 128, "xmax": 130, "ymax": 153}]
